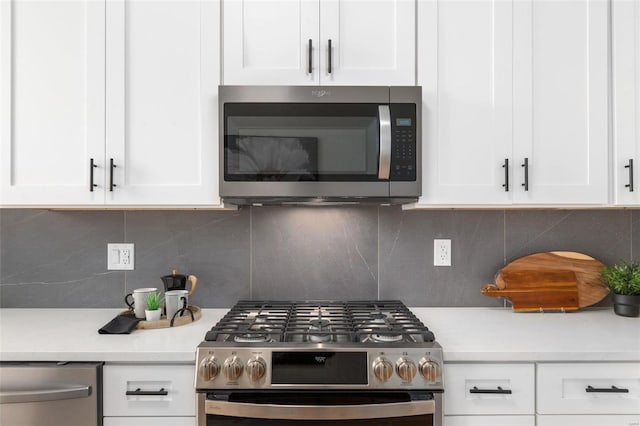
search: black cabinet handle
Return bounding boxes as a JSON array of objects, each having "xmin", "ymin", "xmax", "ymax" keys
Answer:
[
  {"xmin": 125, "ymin": 387, "xmax": 168, "ymax": 396},
  {"xmin": 585, "ymin": 385, "xmax": 629, "ymax": 393},
  {"xmin": 470, "ymin": 386, "xmax": 512, "ymax": 395},
  {"xmin": 502, "ymin": 158, "xmax": 509, "ymax": 192},
  {"xmin": 109, "ymin": 158, "xmax": 116, "ymax": 191},
  {"xmin": 521, "ymin": 157, "xmax": 529, "ymax": 191},
  {"xmin": 89, "ymin": 158, "xmax": 97, "ymax": 192},
  {"xmin": 625, "ymin": 158, "xmax": 634, "ymax": 192},
  {"xmin": 328, "ymin": 39, "xmax": 332, "ymax": 74},
  {"xmin": 308, "ymin": 39, "xmax": 313, "ymax": 74}
]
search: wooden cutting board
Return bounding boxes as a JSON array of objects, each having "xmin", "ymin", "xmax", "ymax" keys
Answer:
[{"xmin": 482, "ymin": 251, "xmax": 609, "ymax": 312}]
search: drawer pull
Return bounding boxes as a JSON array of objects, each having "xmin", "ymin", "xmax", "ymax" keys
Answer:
[
  {"xmin": 585, "ymin": 385, "xmax": 629, "ymax": 393},
  {"xmin": 469, "ymin": 386, "xmax": 512, "ymax": 395},
  {"xmin": 126, "ymin": 387, "xmax": 168, "ymax": 396}
]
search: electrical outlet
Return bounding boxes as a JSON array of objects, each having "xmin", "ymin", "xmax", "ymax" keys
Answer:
[
  {"xmin": 434, "ymin": 239, "xmax": 451, "ymax": 266},
  {"xmin": 107, "ymin": 243, "xmax": 135, "ymax": 270}
]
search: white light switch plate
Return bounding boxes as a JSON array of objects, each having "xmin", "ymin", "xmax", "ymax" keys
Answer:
[{"xmin": 108, "ymin": 243, "xmax": 135, "ymax": 270}]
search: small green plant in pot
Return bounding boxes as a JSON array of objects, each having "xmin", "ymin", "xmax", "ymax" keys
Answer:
[
  {"xmin": 601, "ymin": 261, "xmax": 640, "ymax": 317},
  {"xmin": 145, "ymin": 293, "xmax": 164, "ymax": 321}
]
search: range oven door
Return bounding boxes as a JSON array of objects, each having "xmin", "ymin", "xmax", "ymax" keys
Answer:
[{"xmin": 197, "ymin": 391, "xmax": 442, "ymax": 426}]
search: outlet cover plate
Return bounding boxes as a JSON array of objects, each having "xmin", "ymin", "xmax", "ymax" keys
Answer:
[
  {"xmin": 434, "ymin": 239, "xmax": 451, "ymax": 266},
  {"xmin": 107, "ymin": 243, "xmax": 135, "ymax": 270}
]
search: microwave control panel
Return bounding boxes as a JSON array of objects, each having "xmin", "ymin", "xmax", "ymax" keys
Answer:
[{"xmin": 390, "ymin": 104, "xmax": 417, "ymax": 181}]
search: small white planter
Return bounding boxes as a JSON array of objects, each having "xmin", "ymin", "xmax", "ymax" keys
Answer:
[{"xmin": 145, "ymin": 309, "xmax": 162, "ymax": 321}]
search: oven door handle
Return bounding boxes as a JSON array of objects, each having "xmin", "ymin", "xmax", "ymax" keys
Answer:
[
  {"xmin": 378, "ymin": 105, "xmax": 392, "ymax": 180},
  {"xmin": 205, "ymin": 399, "xmax": 435, "ymax": 420}
]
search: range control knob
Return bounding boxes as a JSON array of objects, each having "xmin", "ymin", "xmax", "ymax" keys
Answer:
[
  {"xmin": 419, "ymin": 358, "xmax": 441, "ymax": 383},
  {"xmin": 199, "ymin": 356, "xmax": 220, "ymax": 381},
  {"xmin": 246, "ymin": 357, "xmax": 267, "ymax": 382},
  {"xmin": 223, "ymin": 356, "xmax": 244, "ymax": 381},
  {"xmin": 396, "ymin": 357, "xmax": 417, "ymax": 383},
  {"xmin": 372, "ymin": 357, "xmax": 394, "ymax": 382}
]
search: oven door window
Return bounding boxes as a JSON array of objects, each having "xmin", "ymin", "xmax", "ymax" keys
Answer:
[
  {"xmin": 224, "ymin": 103, "xmax": 381, "ymax": 182},
  {"xmin": 204, "ymin": 391, "xmax": 435, "ymax": 425}
]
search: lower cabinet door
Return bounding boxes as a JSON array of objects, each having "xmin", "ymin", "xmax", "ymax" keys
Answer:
[
  {"xmin": 537, "ymin": 414, "xmax": 640, "ymax": 426},
  {"xmin": 104, "ymin": 417, "xmax": 195, "ymax": 426},
  {"xmin": 444, "ymin": 415, "xmax": 535, "ymax": 426}
]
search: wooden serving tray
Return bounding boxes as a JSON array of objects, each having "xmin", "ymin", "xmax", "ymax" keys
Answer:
[{"xmin": 120, "ymin": 305, "xmax": 201, "ymax": 329}]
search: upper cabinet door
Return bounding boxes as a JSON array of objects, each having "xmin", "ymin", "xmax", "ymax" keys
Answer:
[
  {"xmin": 106, "ymin": 0, "xmax": 220, "ymax": 205},
  {"xmin": 319, "ymin": 0, "xmax": 415, "ymax": 85},
  {"xmin": 513, "ymin": 0, "xmax": 609, "ymax": 205},
  {"xmin": 223, "ymin": 0, "xmax": 320, "ymax": 85},
  {"xmin": 0, "ymin": 0, "xmax": 105, "ymax": 206},
  {"xmin": 418, "ymin": 0, "xmax": 513, "ymax": 205},
  {"xmin": 612, "ymin": 0, "xmax": 640, "ymax": 205}
]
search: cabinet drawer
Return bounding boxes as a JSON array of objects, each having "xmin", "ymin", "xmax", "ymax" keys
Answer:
[
  {"xmin": 104, "ymin": 417, "xmax": 195, "ymax": 426},
  {"xmin": 443, "ymin": 363, "xmax": 534, "ymax": 415},
  {"xmin": 444, "ymin": 415, "xmax": 535, "ymax": 426},
  {"xmin": 537, "ymin": 414, "xmax": 640, "ymax": 426},
  {"xmin": 103, "ymin": 364, "xmax": 195, "ymax": 417},
  {"xmin": 537, "ymin": 363, "xmax": 640, "ymax": 415}
]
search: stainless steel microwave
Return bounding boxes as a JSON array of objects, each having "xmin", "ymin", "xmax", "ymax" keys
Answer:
[{"xmin": 219, "ymin": 86, "xmax": 421, "ymax": 205}]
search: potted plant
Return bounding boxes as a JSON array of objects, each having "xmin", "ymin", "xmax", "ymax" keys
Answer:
[
  {"xmin": 601, "ymin": 261, "xmax": 640, "ymax": 317},
  {"xmin": 145, "ymin": 293, "xmax": 163, "ymax": 321}
]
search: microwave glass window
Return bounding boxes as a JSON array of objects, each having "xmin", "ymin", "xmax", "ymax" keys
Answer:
[{"xmin": 224, "ymin": 104, "xmax": 381, "ymax": 181}]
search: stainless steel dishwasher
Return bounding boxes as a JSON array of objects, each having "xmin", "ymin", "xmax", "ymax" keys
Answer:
[{"xmin": 0, "ymin": 361, "xmax": 102, "ymax": 426}]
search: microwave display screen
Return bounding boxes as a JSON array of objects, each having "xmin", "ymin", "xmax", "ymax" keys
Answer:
[{"xmin": 396, "ymin": 118, "xmax": 412, "ymax": 127}]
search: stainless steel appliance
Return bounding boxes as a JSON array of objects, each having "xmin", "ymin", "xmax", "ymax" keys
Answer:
[
  {"xmin": 195, "ymin": 300, "xmax": 443, "ymax": 425},
  {"xmin": 219, "ymin": 86, "xmax": 421, "ymax": 205},
  {"xmin": 0, "ymin": 361, "xmax": 102, "ymax": 426}
]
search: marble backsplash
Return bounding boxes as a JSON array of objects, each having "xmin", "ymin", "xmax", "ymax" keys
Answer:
[{"xmin": 0, "ymin": 207, "xmax": 636, "ymax": 308}]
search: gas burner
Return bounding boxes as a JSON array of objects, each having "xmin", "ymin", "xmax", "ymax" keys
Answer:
[
  {"xmin": 233, "ymin": 333, "xmax": 270, "ymax": 343},
  {"xmin": 370, "ymin": 333, "xmax": 404, "ymax": 343},
  {"xmin": 307, "ymin": 319, "xmax": 333, "ymax": 343},
  {"xmin": 370, "ymin": 312, "xmax": 389, "ymax": 323}
]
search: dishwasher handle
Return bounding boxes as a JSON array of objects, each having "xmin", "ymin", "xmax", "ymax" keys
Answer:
[{"xmin": 0, "ymin": 385, "xmax": 91, "ymax": 404}]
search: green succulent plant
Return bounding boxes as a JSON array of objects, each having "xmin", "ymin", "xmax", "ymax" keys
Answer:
[
  {"xmin": 145, "ymin": 293, "xmax": 163, "ymax": 311},
  {"xmin": 601, "ymin": 261, "xmax": 640, "ymax": 296}
]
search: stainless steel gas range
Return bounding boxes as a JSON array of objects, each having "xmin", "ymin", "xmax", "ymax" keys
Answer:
[{"xmin": 195, "ymin": 300, "xmax": 444, "ymax": 425}]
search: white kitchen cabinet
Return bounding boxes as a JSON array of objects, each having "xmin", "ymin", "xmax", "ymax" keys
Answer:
[
  {"xmin": 444, "ymin": 415, "xmax": 535, "ymax": 426},
  {"xmin": 103, "ymin": 364, "xmax": 196, "ymax": 422},
  {"xmin": 0, "ymin": 0, "xmax": 105, "ymax": 205},
  {"xmin": 537, "ymin": 362, "xmax": 640, "ymax": 415},
  {"xmin": 612, "ymin": 0, "xmax": 640, "ymax": 205},
  {"xmin": 105, "ymin": 0, "xmax": 219, "ymax": 206},
  {"xmin": 537, "ymin": 414, "xmax": 640, "ymax": 426},
  {"xmin": 417, "ymin": 0, "xmax": 608, "ymax": 206},
  {"xmin": 222, "ymin": 0, "xmax": 415, "ymax": 86},
  {"xmin": 512, "ymin": 0, "xmax": 609, "ymax": 205},
  {"xmin": 1, "ymin": 0, "xmax": 220, "ymax": 207},
  {"xmin": 418, "ymin": 0, "xmax": 513, "ymax": 204}
]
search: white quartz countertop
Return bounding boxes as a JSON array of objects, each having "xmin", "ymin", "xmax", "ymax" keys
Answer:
[{"xmin": 0, "ymin": 307, "xmax": 638, "ymax": 363}]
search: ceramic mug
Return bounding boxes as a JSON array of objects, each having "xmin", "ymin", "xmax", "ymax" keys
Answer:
[
  {"xmin": 164, "ymin": 290, "xmax": 189, "ymax": 321},
  {"xmin": 125, "ymin": 287, "xmax": 157, "ymax": 319}
]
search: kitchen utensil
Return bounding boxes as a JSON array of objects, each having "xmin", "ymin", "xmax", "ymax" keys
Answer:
[
  {"xmin": 124, "ymin": 288, "xmax": 157, "ymax": 319},
  {"xmin": 482, "ymin": 269, "xmax": 580, "ymax": 311},
  {"xmin": 482, "ymin": 251, "xmax": 609, "ymax": 311},
  {"xmin": 161, "ymin": 269, "xmax": 198, "ymax": 296}
]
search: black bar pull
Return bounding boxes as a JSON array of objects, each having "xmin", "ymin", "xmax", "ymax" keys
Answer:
[
  {"xmin": 109, "ymin": 158, "xmax": 116, "ymax": 192},
  {"xmin": 625, "ymin": 158, "xmax": 634, "ymax": 192},
  {"xmin": 470, "ymin": 386, "xmax": 513, "ymax": 395},
  {"xmin": 328, "ymin": 39, "xmax": 332, "ymax": 74},
  {"xmin": 308, "ymin": 39, "xmax": 312, "ymax": 74},
  {"xmin": 502, "ymin": 158, "xmax": 509, "ymax": 192},
  {"xmin": 521, "ymin": 157, "xmax": 529, "ymax": 191},
  {"xmin": 89, "ymin": 158, "xmax": 98, "ymax": 192},
  {"xmin": 585, "ymin": 385, "xmax": 629, "ymax": 393},
  {"xmin": 125, "ymin": 387, "xmax": 168, "ymax": 396}
]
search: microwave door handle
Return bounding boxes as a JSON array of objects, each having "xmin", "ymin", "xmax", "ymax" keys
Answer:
[{"xmin": 378, "ymin": 105, "xmax": 391, "ymax": 180}]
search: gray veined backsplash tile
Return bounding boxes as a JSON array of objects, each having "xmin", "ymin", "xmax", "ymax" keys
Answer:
[
  {"xmin": 0, "ymin": 209, "xmax": 125, "ymax": 308},
  {"xmin": 251, "ymin": 206, "xmax": 378, "ymax": 300},
  {"xmin": 124, "ymin": 209, "xmax": 250, "ymax": 308},
  {"xmin": 631, "ymin": 210, "xmax": 640, "ymax": 261},
  {"xmin": 378, "ymin": 207, "xmax": 505, "ymax": 307},
  {"xmin": 505, "ymin": 210, "xmax": 631, "ymax": 265}
]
